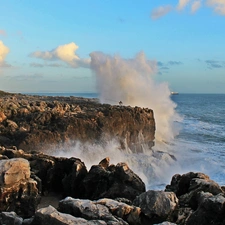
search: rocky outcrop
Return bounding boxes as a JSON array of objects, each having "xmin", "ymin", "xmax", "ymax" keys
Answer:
[
  {"xmin": 0, "ymin": 158, "xmax": 40, "ymax": 218},
  {"xmin": 82, "ymin": 159, "xmax": 146, "ymax": 201},
  {"xmin": 133, "ymin": 190, "xmax": 178, "ymax": 225},
  {"xmin": 165, "ymin": 172, "xmax": 225, "ymax": 225},
  {"xmin": 1, "ymin": 156, "xmax": 225, "ymax": 225},
  {"xmin": 0, "ymin": 93, "xmax": 155, "ymax": 153},
  {"xmin": 58, "ymin": 197, "xmax": 141, "ymax": 225}
]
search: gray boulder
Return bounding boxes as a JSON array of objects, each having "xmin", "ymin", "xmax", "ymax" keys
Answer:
[
  {"xmin": 31, "ymin": 205, "xmax": 108, "ymax": 225},
  {"xmin": 58, "ymin": 197, "xmax": 141, "ymax": 224},
  {"xmin": 133, "ymin": 190, "xmax": 178, "ymax": 224},
  {"xmin": 0, "ymin": 211, "xmax": 23, "ymax": 225}
]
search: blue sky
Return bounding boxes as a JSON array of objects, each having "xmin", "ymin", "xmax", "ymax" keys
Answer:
[{"xmin": 0, "ymin": 0, "xmax": 225, "ymax": 93}]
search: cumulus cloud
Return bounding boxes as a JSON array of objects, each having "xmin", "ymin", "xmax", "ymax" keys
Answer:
[
  {"xmin": 0, "ymin": 40, "xmax": 10, "ymax": 66},
  {"xmin": 151, "ymin": 5, "xmax": 173, "ymax": 19},
  {"xmin": 191, "ymin": 0, "xmax": 202, "ymax": 13},
  {"xmin": 207, "ymin": 0, "xmax": 225, "ymax": 15},
  {"xmin": 0, "ymin": 30, "xmax": 7, "ymax": 37},
  {"xmin": 177, "ymin": 0, "xmax": 191, "ymax": 10},
  {"xmin": 30, "ymin": 42, "xmax": 90, "ymax": 68}
]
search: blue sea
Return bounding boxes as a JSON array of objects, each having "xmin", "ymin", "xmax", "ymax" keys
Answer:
[
  {"xmin": 26, "ymin": 92, "xmax": 225, "ymax": 189},
  {"xmin": 171, "ymin": 94, "xmax": 225, "ymax": 186}
]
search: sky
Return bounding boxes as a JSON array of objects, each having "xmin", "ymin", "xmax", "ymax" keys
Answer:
[{"xmin": 0, "ymin": 0, "xmax": 225, "ymax": 94}]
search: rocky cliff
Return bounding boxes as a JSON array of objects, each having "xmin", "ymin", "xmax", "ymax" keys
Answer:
[{"xmin": 0, "ymin": 92, "xmax": 155, "ymax": 153}]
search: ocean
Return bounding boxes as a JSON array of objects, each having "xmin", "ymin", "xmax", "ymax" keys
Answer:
[
  {"xmin": 171, "ymin": 94, "xmax": 225, "ymax": 187},
  {"xmin": 26, "ymin": 92, "xmax": 225, "ymax": 190}
]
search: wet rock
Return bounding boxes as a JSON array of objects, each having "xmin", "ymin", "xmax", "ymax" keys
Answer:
[
  {"xmin": 133, "ymin": 190, "xmax": 178, "ymax": 225},
  {"xmin": 82, "ymin": 158, "xmax": 145, "ymax": 201}
]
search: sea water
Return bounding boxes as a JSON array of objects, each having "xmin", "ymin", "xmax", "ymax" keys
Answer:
[
  {"xmin": 25, "ymin": 92, "xmax": 225, "ymax": 190},
  {"xmin": 171, "ymin": 94, "xmax": 225, "ymax": 186}
]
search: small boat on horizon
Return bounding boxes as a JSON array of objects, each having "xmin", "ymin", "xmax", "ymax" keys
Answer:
[{"xmin": 171, "ymin": 92, "xmax": 179, "ymax": 95}]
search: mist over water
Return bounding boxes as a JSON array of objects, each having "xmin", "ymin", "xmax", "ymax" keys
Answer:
[
  {"xmin": 90, "ymin": 51, "xmax": 180, "ymax": 142},
  {"xmin": 50, "ymin": 52, "xmax": 184, "ymax": 190}
]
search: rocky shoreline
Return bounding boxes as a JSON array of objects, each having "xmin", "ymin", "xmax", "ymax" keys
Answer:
[
  {"xmin": 1, "ymin": 91, "xmax": 225, "ymax": 225},
  {"xmin": 1, "ymin": 146, "xmax": 225, "ymax": 225},
  {"xmin": 0, "ymin": 92, "xmax": 155, "ymax": 153}
]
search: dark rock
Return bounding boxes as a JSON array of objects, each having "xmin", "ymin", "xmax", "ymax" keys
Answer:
[
  {"xmin": 82, "ymin": 158, "xmax": 145, "ymax": 201},
  {"xmin": 133, "ymin": 190, "xmax": 178, "ymax": 225},
  {"xmin": 0, "ymin": 211, "xmax": 23, "ymax": 225},
  {"xmin": 165, "ymin": 172, "xmax": 223, "ymax": 209},
  {"xmin": 186, "ymin": 192, "xmax": 225, "ymax": 225}
]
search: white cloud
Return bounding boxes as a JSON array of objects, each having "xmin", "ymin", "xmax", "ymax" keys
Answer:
[
  {"xmin": 151, "ymin": 5, "xmax": 173, "ymax": 20},
  {"xmin": 177, "ymin": 0, "xmax": 191, "ymax": 10},
  {"xmin": 191, "ymin": 0, "xmax": 202, "ymax": 13},
  {"xmin": 30, "ymin": 42, "xmax": 90, "ymax": 68},
  {"xmin": 207, "ymin": 0, "xmax": 225, "ymax": 15},
  {"xmin": 0, "ymin": 40, "xmax": 10, "ymax": 65},
  {"xmin": 151, "ymin": 0, "xmax": 225, "ymax": 18}
]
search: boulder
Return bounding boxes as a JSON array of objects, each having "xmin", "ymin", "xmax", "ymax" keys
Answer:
[
  {"xmin": 58, "ymin": 197, "xmax": 140, "ymax": 225},
  {"xmin": 0, "ymin": 211, "xmax": 23, "ymax": 225},
  {"xmin": 133, "ymin": 190, "xmax": 178, "ymax": 225},
  {"xmin": 186, "ymin": 192, "xmax": 225, "ymax": 225},
  {"xmin": 0, "ymin": 158, "xmax": 40, "ymax": 217},
  {"xmin": 82, "ymin": 158, "xmax": 145, "ymax": 201},
  {"xmin": 0, "ymin": 158, "xmax": 30, "ymax": 185},
  {"xmin": 31, "ymin": 205, "xmax": 109, "ymax": 225},
  {"xmin": 165, "ymin": 172, "xmax": 223, "ymax": 209}
]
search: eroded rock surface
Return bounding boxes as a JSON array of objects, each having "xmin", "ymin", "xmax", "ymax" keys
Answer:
[
  {"xmin": 0, "ymin": 93, "xmax": 155, "ymax": 153},
  {"xmin": 0, "ymin": 158, "xmax": 40, "ymax": 217}
]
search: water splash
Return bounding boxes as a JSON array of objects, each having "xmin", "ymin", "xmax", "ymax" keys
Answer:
[{"xmin": 90, "ymin": 51, "xmax": 180, "ymax": 142}]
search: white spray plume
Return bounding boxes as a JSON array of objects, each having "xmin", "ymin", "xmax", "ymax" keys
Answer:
[{"xmin": 90, "ymin": 51, "xmax": 180, "ymax": 143}]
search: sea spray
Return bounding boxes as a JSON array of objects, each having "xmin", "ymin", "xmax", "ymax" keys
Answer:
[
  {"xmin": 90, "ymin": 51, "xmax": 180, "ymax": 142},
  {"xmin": 49, "ymin": 139, "xmax": 181, "ymax": 190},
  {"xmin": 48, "ymin": 52, "xmax": 183, "ymax": 189}
]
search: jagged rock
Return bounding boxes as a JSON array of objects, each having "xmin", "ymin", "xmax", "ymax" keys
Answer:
[
  {"xmin": 186, "ymin": 192, "xmax": 225, "ymax": 225},
  {"xmin": 0, "ymin": 158, "xmax": 40, "ymax": 217},
  {"xmin": 0, "ymin": 158, "xmax": 30, "ymax": 185},
  {"xmin": 0, "ymin": 93, "xmax": 155, "ymax": 153},
  {"xmin": 175, "ymin": 207, "xmax": 193, "ymax": 225},
  {"xmin": 58, "ymin": 197, "xmax": 140, "ymax": 225},
  {"xmin": 82, "ymin": 158, "xmax": 145, "ymax": 201},
  {"xmin": 0, "ymin": 211, "xmax": 23, "ymax": 225},
  {"xmin": 0, "ymin": 111, "xmax": 6, "ymax": 122},
  {"xmin": 165, "ymin": 172, "xmax": 223, "ymax": 209},
  {"xmin": 133, "ymin": 190, "xmax": 178, "ymax": 225},
  {"xmin": 96, "ymin": 198, "xmax": 141, "ymax": 225},
  {"xmin": 31, "ymin": 205, "xmax": 109, "ymax": 225},
  {"xmin": 0, "ymin": 147, "xmax": 88, "ymax": 197}
]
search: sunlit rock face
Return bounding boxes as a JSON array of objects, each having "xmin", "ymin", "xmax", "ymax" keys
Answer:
[
  {"xmin": 0, "ymin": 158, "xmax": 40, "ymax": 217},
  {"xmin": 0, "ymin": 93, "xmax": 155, "ymax": 153}
]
